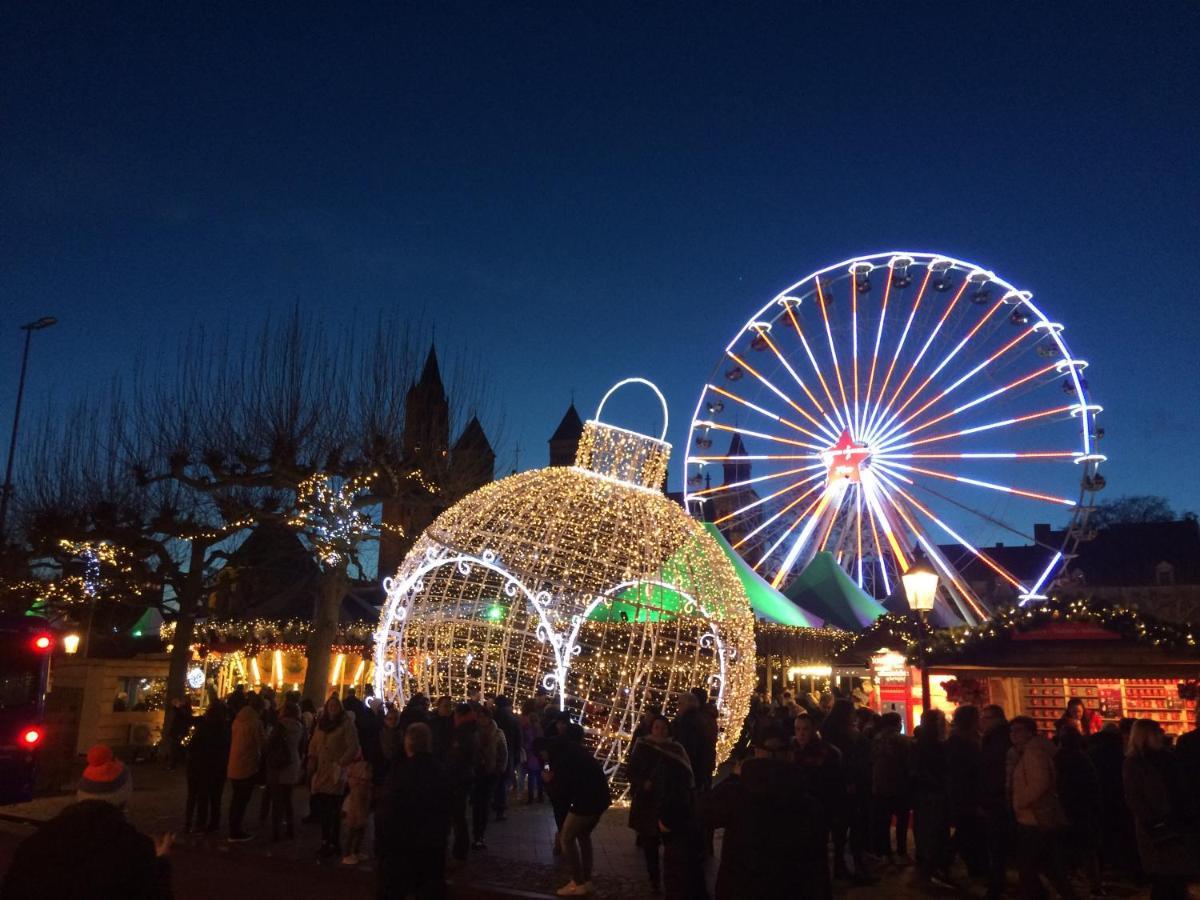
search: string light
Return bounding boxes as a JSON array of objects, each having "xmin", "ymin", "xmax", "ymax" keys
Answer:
[
  {"xmin": 288, "ymin": 472, "xmax": 403, "ymax": 566},
  {"xmin": 374, "ymin": 384, "xmax": 758, "ymax": 796}
]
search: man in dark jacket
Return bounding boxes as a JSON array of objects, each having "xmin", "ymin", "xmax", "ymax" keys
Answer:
[
  {"xmin": 673, "ymin": 691, "xmax": 718, "ymax": 791},
  {"xmin": 376, "ymin": 722, "xmax": 452, "ymax": 900},
  {"xmin": 492, "ymin": 696, "xmax": 521, "ymax": 820},
  {"xmin": 946, "ymin": 705, "xmax": 985, "ymax": 878},
  {"xmin": 703, "ymin": 736, "xmax": 829, "ymax": 900},
  {"xmin": 549, "ymin": 724, "xmax": 611, "ymax": 896},
  {"xmin": 1, "ymin": 800, "xmax": 172, "ymax": 900},
  {"xmin": 791, "ymin": 714, "xmax": 844, "ymax": 880},
  {"xmin": 979, "ymin": 704, "xmax": 1012, "ymax": 900}
]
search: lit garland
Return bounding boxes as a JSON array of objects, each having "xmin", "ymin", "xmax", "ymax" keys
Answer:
[
  {"xmin": 8, "ymin": 539, "xmax": 156, "ymax": 610},
  {"xmin": 288, "ymin": 472, "xmax": 403, "ymax": 566},
  {"xmin": 921, "ymin": 596, "xmax": 1200, "ymax": 662},
  {"xmin": 162, "ymin": 617, "xmax": 374, "ymax": 656},
  {"xmin": 374, "ymin": 388, "xmax": 758, "ymax": 797}
]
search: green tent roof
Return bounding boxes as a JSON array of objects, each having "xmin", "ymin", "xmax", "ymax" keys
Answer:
[
  {"xmin": 702, "ymin": 524, "xmax": 823, "ymax": 628},
  {"xmin": 783, "ymin": 551, "xmax": 886, "ymax": 631}
]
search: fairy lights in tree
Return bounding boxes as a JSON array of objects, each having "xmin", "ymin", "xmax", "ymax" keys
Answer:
[
  {"xmin": 373, "ymin": 379, "xmax": 758, "ymax": 796},
  {"xmin": 288, "ymin": 472, "xmax": 402, "ymax": 567}
]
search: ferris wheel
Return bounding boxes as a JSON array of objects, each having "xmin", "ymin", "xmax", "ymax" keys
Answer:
[{"xmin": 684, "ymin": 252, "xmax": 1106, "ymax": 625}]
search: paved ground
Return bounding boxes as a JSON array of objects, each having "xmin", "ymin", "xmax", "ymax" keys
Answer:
[{"xmin": 0, "ymin": 759, "xmax": 1178, "ymax": 899}]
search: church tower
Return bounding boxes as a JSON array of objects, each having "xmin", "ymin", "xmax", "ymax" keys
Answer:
[
  {"xmin": 709, "ymin": 432, "xmax": 761, "ymax": 547},
  {"xmin": 548, "ymin": 402, "xmax": 584, "ymax": 466}
]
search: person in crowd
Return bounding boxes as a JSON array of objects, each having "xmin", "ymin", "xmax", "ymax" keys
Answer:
[
  {"xmin": 1009, "ymin": 715, "xmax": 1077, "ymax": 900},
  {"xmin": 445, "ymin": 702, "xmax": 479, "ymax": 861},
  {"xmin": 792, "ymin": 711, "xmax": 845, "ymax": 882},
  {"xmin": 548, "ymin": 723, "xmax": 612, "ymax": 897},
  {"xmin": 471, "ymin": 708, "xmax": 508, "ymax": 849},
  {"xmin": 672, "ymin": 691, "xmax": 717, "ymax": 793},
  {"xmin": 1065, "ymin": 697, "xmax": 1103, "ymax": 737},
  {"xmin": 538, "ymin": 712, "xmax": 575, "ymax": 854},
  {"xmin": 820, "ymin": 698, "xmax": 868, "ymax": 880},
  {"xmin": 1089, "ymin": 722, "xmax": 1140, "ymax": 882},
  {"xmin": 430, "ymin": 695, "xmax": 456, "ymax": 758},
  {"xmin": 263, "ymin": 700, "xmax": 302, "ymax": 842},
  {"xmin": 299, "ymin": 697, "xmax": 317, "ymax": 734},
  {"xmin": 308, "ymin": 694, "xmax": 360, "ymax": 859},
  {"xmin": 1123, "ymin": 719, "xmax": 1198, "ymax": 900},
  {"xmin": 376, "ymin": 722, "xmax": 452, "ymax": 900},
  {"xmin": 703, "ymin": 731, "xmax": 829, "ymax": 900},
  {"xmin": 1055, "ymin": 725, "xmax": 1103, "ymax": 895},
  {"xmin": 870, "ymin": 711, "xmax": 912, "ymax": 865},
  {"xmin": 626, "ymin": 715, "xmax": 702, "ymax": 896},
  {"xmin": 341, "ymin": 746, "xmax": 374, "ymax": 864},
  {"xmin": 1174, "ymin": 714, "xmax": 1200, "ymax": 821},
  {"xmin": 946, "ymin": 704, "xmax": 985, "ymax": 878},
  {"xmin": 77, "ymin": 742, "xmax": 133, "ymax": 807},
  {"xmin": 911, "ymin": 709, "xmax": 951, "ymax": 888},
  {"xmin": 632, "ymin": 705, "xmax": 663, "ymax": 745},
  {"xmin": 492, "ymin": 696, "xmax": 521, "ymax": 821},
  {"xmin": 519, "ymin": 699, "xmax": 545, "ymax": 804},
  {"xmin": 226, "ymin": 693, "xmax": 265, "ymax": 842},
  {"xmin": 1, "ymin": 800, "xmax": 173, "ymax": 900},
  {"xmin": 226, "ymin": 684, "xmax": 246, "ymax": 715},
  {"xmin": 165, "ymin": 698, "xmax": 194, "ymax": 770},
  {"xmin": 184, "ymin": 702, "xmax": 228, "ymax": 833},
  {"xmin": 397, "ymin": 692, "xmax": 431, "ymax": 733},
  {"xmin": 379, "ymin": 705, "xmax": 403, "ymax": 765},
  {"xmin": 979, "ymin": 704, "xmax": 1013, "ymax": 900}
]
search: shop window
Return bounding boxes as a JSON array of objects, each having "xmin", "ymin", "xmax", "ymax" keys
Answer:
[
  {"xmin": 114, "ymin": 676, "xmax": 167, "ymax": 712},
  {"xmin": 1155, "ymin": 561, "xmax": 1176, "ymax": 587}
]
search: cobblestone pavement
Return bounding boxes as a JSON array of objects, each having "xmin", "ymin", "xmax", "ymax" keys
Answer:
[{"xmin": 0, "ymin": 760, "xmax": 1176, "ymax": 899}]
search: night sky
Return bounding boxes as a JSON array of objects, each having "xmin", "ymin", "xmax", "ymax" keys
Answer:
[{"xmin": 3, "ymin": 3, "xmax": 1199, "ymax": 520}]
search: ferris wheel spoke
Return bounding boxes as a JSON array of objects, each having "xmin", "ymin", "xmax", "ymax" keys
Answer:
[
  {"xmin": 861, "ymin": 474, "xmax": 909, "ymax": 573},
  {"xmin": 689, "ymin": 462, "xmax": 824, "ymax": 498},
  {"xmin": 873, "ymin": 468, "xmax": 1027, "ymax": 598},
  {"xmin": 875, "ymin": 364, "xmax": 1062, "ymax": 452},
  {"xmin": 873, "ymin": 298, "xmax": 1007, "ymax": 442},
  {"xmin": 862, "ymin": 259, "xmax": 894, "ymax": 426},
  {"xmin": 781, "ymin": 302, "xmax": 848, "ymax": 433},
  {"xmin": 880, "ymin": 325, "xmax": 1038, "ymax": 442},
  {"xmin": 867, "ymin": 279, "xmax": 972, "ymax": 442},
  {"xmin": 690, "ymin": 454, "xmax": 815, "ymax": 462},
  {"xmin": 697, "ymin": 420, "xmax": 825, "ymax": 453},
  {"xmin": 725, "ymin": 353, "xmax": 838, "ymax": 440},
  {"xmin": 869, "ymin": 267, "xmax": 933, "ymax": 435},
  {"xmin": 878, "ymin": 403, "xmax": 1075, "ymax": 454},
  {"xmin": 814, "ymin": 277, "xmax": 853, "ymax": 429},
  {"xmin": 854, "ymin": 487, "xmax": 864, "ymax": 587},
  {"xmin": 768, "ymin": 483, "xmax": 846, "ymax": 587},
  {"xmin": 867, "ymin": 472, "xmax": 992, "ymax": 621},
  {"xmin": 851, "ymin": 273, "xmax": 861, "ymax": 436},
  {"xmin": 863, "ymin": 491, "xmax": 892, "ymax": 595},
  {"xmin": 754, "ymin": 331, "xmax": 841, "ymax": 441},
  {"xmin": 753, "ymin": 487, "xmax": 830, "ymax": 574},
  {"xmin": 881, "ymin": 451, "xmax": 1079, "ymax": 461},
  {"xmin": 714, "ymin": 471, "xmax": 826, "ymax": 527},
  {"xmin": 874, "ymin": 459, "xmax": 1078, "ymax": 507},
  {"xmin": 706, "ymin": 384, "xmax": 832, "ymax": 444},
  {"xmin": 731, "ymin": 480, "xmax": 824, "ymax": 548}
]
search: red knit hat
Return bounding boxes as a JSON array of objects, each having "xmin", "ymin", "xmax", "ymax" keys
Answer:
[{"xmin": 78, "ymin": 744, "xmax": 131, "ymax": 806}]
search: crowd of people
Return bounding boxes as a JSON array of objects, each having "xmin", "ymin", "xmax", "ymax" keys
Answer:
[{"xmin": 5, "ymin": 681, "xmax": 1200, "ymax": 900}]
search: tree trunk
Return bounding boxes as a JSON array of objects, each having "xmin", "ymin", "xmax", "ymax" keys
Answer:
[
  {"xmin": 166, "ymin": 540, "xmax": 209, "ymax": 705},
  {"xmin": 303, "ymin": 562, "xmax": 348, "ymax": 706}
]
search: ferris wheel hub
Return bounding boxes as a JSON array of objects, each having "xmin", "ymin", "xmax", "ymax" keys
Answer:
[{"xmin": 821, "ymin": 428, "xmax": 871, "ymax": 484}]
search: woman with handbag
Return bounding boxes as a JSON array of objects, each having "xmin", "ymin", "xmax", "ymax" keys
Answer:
[{"xmin": 1123, "ymin": 719, "xmax": 1198, "ymax": 900}]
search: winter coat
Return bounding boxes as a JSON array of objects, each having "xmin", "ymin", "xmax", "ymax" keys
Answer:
[
  {"xmin": 376, "ymin": 752, "xmax": 451, "ymax": 853},
  {"xmin": 627, "ymin": 739, "xmax": 694, "ymax": 838},
  {"xmin": 871, "ymin": 730, "xmax": 911, "ymax": 798},
  {"xmin": 474, "ymin": 723, "xmax": 508, "ymax": 777},
  {"xmin": 493, "ymin": 706, "xmax": 521, "ymax": 771},
  {"xmin": 264, "ymin": 716, "xmax": 303, "ymax": 786},
  {"xmin": 186, "ymin": 714, "xmax": 229, "ymax": 781},
  {"xmin": 980, "ymin": 723, "xmax": 1011, "ymax": 816},
  {"xmin": 520, "ymin": 717, "xmax": 543, "ymax": 774},
  {"xmin": 0, "ymin": 800, "xmax": 171, "ymax": 900},
  {"xmin": 226, "ymin": 706, "xmax": 266, "ymax": 781},
  {"xmin": 342, "ymin": 758, "xmax": 373, "ymax": 829},
  {"xmin": 792, "ymin": 737, "xmax": 844, "ymax": 819},
  {"xmin": 702, "ymin": 758, "xmax": 828, "ymax": 900},
  {"xmin": 1123, "ymin": 750, "xmax": 1199, "ymax": 876},
  {"xmin": 945, "ymin": 732, "xmax": 982, "ymax": 823},
  {"xmin": 673, "ymin": 707, "xmax": 718, "ymax": 785},
  {"xmin": 551, "ymin": 741, "xmax": 611, "ymax": 816},
  {"xmin": 1054, "ymin": 745, "xmax": 1101, "ymax": 833},
  {"xmin": 444, "ymin": 719, "xmax": 478, "ymax": 789},
  {"xmin": 1009, "ymin": 735, "xmax": 1068, "ymax": 829},
  {"xmin": 308, "ymin": 713, "xmax": 360, "ymax": 796}
]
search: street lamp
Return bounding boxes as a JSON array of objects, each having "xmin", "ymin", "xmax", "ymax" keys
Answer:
[
  {"xmin": 902, "ymin": 547, "xmax": 939, "ymax": 711},
  {"xmin": 0, "ymin": 317, "xmax": 58, "ymax": 542}
]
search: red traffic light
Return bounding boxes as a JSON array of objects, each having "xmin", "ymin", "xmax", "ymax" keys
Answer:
[
  {"xmin": 32, "ymin": 635, "xmax": 52, "ymax": 651},
  {"xmin": 21, "ymin": 727, "xmax": 42, "ymax": 746}
]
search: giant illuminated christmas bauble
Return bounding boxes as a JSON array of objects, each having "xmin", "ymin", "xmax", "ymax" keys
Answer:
[{"xmin": 373, "ymin": 379, "xmax": 756, "ymax": 791}]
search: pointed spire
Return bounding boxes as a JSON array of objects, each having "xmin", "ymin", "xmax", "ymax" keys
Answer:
[
  {"xmin": 724, "ymin": 432, "xmax": 751, "ymax": 485},
  {"xmin": 419, "ymin": 343, "xmax": 443, "ymax": 391},
  {"xmin": 549, "ymin": 401, "xmax": 585, "ymax": 466}
]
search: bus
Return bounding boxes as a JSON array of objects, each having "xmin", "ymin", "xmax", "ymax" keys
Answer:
[{"xmin": 0, "ymin": 616, "xmax": 52, "ymax": 803}]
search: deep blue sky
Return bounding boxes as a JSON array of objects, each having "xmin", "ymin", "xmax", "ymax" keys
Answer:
[{"xmin": 3, "ymin": 2, "xmax": 1199, "ymax": 518}]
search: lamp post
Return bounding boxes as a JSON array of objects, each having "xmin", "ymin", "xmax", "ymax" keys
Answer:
[
  {"xmin": 901, "ymin": 547, "xmax": 939, "ymax": 712},
  {"xmin": 0, "ymin": 317, "xmax": 58, "ymax": 542}
]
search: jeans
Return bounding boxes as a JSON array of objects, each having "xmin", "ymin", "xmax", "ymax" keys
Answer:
[
  {"xmin": 312, "ymin": 792, "xmax": 342, "ymax": 852},
  {"xmin": 871, "ymin": 794, "xmax": 911, "ymax": 856},
  {"xmin": 561, "ymin": 812, "xmax": 600, "ymax": 885},
  {"xmin": 525, "ymin": 767, "xmax": 544, "ymax": 803},
  {"xmin": 184, "ymin": 772, "xmax": 224, "ymax": 832},
  {"xmin": 228, "ymin": 777, "xmax": 256, "ymax": 837},
  {"xmin": 1016, "ymin": 825, "xmax": 1077, "ymax": 900},
  {"xmin": 471, "ymin": 774, "xmax": 496, "ymax": 842},
  {"xmin": 269, "ymin": 782, "xmax": 294, "ymax": 839}
]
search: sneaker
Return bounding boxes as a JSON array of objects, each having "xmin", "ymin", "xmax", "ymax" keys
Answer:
[
  {"xmin": 556, "ymin": 882, "xmax": 590, "ymax": 897},
  {"xmin": 341, "ymin": 854, "xmax": 360, "ymax": 865}
]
